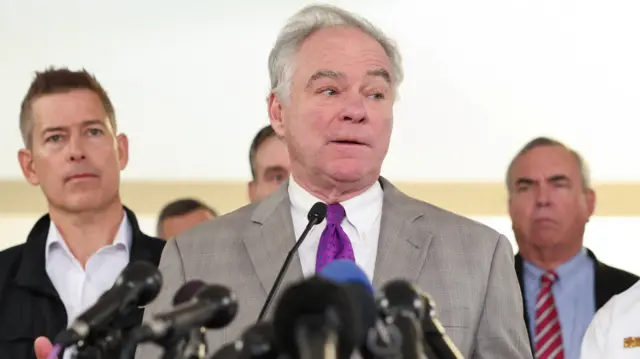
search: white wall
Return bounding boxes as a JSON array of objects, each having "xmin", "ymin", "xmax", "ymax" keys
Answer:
[
  {"xmin": 1, "ymin": 1, "xmax": 639, "ymax": 274},
  {"xmin": 1, "ymin": 0, "xmax": 640, "ymax": 182},
  {"xmin": 2, "ymin": 215, "xmax": 638, "ymax": 275}
]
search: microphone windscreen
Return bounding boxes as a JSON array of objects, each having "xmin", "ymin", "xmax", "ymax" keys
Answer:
[
  {"xmin": 318, "ymin": 260, "xmax": 377, "ymax": 342},
  {"xmin": 318, "ymin": 259, "xmax": 374, "ymax": 294},
  {"xmin": 380, "ymin": 280, "xmax": 425, "ymax": 318},
  {"xmin": 208, "ymin": 342, "xmax": 237, "ymax": 359},
  {"xmin": 308, "ymin": 202, "xmax": 328, "ymax": 223},
  {"xmin": 273, "ymin": 277, "xmax": 360, "ymax": 359},
  {"xmin": 172, "ymin": 280, "xmax": 206, "ymax": 306},
  {"xmin": 240, "ymin": 322, "xmax": 278, "ymax": 359},
  {"xmin": 195, "ymin": 284, "xmax": 239, "ymax": 329},
  {"xmin": 117, "ymin": 260, "xmax": 163, "ymax": 306}
]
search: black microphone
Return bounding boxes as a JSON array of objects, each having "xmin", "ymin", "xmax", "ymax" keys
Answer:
[
  {"xmin": 133, "ymin": 282, "xmax": 239, "ymax": 346},
  {"xmin": 174, "ymin": 280, "xmax": 207, "ymax": 305},
  {"xmin": 54, "ymin": 260, "xmax": 163, "ymax": 348},
  {"xmin": 272, "ymin": 276, "xmax": 361, "ymax": 359},
  {"xmin": 379, "ymin": 280, "xmax": 465, "ymax": 359},
  {"xmin": 256, "ymin": 202, "xmax": 327, "ymax": 322},
  {"xmin": 420, "ymin": 291, "xmax": 464, "ymax": 359},
  {"xmin": 378, "ymin": 280, "xmax": 429, "ymax": 359},
  {"xmin": 173, "ymin": 281, "xmax": 211, "ymax": 359},
  {"xmin": 209, "ymin": 322, "xmax": 279, "ymax": 359},
  {"xmin": 119, "ymin": 280, "xmax": 212, "ymax": 359},
  {"xmin": 317, "ymin": 260, "xmax": 402, "ymax": 359}
]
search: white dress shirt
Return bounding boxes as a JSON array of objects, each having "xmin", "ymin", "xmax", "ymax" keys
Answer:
[
  {"xmin": 580, "ymin": 280, "xmax": 640, "ymax": 359},
  {"xmin": 45, "ymin": 212, "xmax": 131, "ymax": 359},
  {"xmin": 288, "ymin": 176, "xmax": 383, "ymax": 282}
]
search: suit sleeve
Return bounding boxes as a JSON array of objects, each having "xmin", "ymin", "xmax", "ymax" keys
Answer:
[
  {"xmin": 473, "ymin": 234, "xmax": 533, "ymax": 359},
  {"xmin": 579, "ymin": 297, "xmax": 614, "ymax": 359},
  {"xmin": 134, "ymin": 238, "xmax": 187, "ymax": 359}
]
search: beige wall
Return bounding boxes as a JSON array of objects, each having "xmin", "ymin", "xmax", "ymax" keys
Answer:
[{"xmin": 3, "ymin": 179, "xmax": 640, "ymax": 217}]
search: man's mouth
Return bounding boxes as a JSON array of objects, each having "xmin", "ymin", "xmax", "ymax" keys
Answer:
[
  {"xmin": 66, "ymin": 173, "xmax": 98, "ymax": 182},
  {"xmin": 332, "ymin": 140, "xmax": 366, "ymax": 146}
]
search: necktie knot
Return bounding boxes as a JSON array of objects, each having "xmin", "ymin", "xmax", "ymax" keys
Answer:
[
  {"xmin": 541, "ymin": 271, "xmax": 558, "ymax": 286},
  {"xmin": 326, "ymin": 203, "xmax": 346, "ymax": 225},
  {"xmin": 315, "ymin": 202, "xmax": 354, "ymax": 273}
]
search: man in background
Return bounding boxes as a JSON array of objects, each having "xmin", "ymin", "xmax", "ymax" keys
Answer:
[
  {"xmin": 0, "ymin": 67, "xmax": 165, "ymax": 359},
  {"xmin": 156, "ymin": 198, "xmax": 217, "ymax": 239},
  {"xmin": 247, "ymin": 124, "xmax": 290, "ymax": 202},
  {"xmin": 508, "ymin": 137, "xmax": 638, "ymax": 359}
]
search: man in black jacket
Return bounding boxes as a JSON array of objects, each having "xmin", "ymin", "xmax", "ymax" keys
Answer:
[{"xmin": 0, "ymin": 67, "xmax": 165, "ymax": 359}]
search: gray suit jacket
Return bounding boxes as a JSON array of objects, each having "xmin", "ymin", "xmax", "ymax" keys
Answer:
[{"xmin": 136, "ymin": 178, "xmax": 532, "ymax": 359}]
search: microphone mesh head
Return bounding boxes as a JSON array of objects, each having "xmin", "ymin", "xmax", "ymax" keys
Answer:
[
  {"xmin": 240, "ymin": 322, "xmax": 278, "ymax": 359},
  {"xmin": 172, "ymin": 280, "xmax": 206, "ymax": 305},
  {"xmin": 318, "ymin": 259, "xmax": 374, "ymax": 294},
  {"xmin": 195, "ymin": 284, "xmax": 239, "ymax": 329},
  {"xmin": 308, "ymin": 202, "xmax": 328, "ymax": 223},
  {"xmin": 379, "ymin": 280, "xmax": 425, "ymax": 319},
  {"xmin": 273, "ymin": 277, "xmax": 360, "ymax": 359},
  {"xmin": 116, "ymin": 260, "xmax": 163, "ymax": 306},
  {"xmin": 318, "ymin": 261, "xmax": 377, "ymax": 344}
]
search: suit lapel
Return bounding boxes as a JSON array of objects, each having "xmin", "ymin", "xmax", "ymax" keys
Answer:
[
  {"xmin": 514, "ymin": 253, "xmax": 533, "ymax": 347},
  {"xmin": 587, "ymin": 248, "xmax": 609, "ymax": 310},
  {"xmin": 242, "ymin": 178, "xmax": 435, "ymax": 293},
  {"xmin": 373, "ymin": 178, "xmax": 433, "ymax": 288},
  {"xmin": 243, "ymin": 184, "xmax": 303, "ymax": 296}
]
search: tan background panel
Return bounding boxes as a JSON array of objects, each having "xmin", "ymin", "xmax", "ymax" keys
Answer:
[{"xmin": 1, "ymin": 179, "xmax": 639, "ymax": 216}]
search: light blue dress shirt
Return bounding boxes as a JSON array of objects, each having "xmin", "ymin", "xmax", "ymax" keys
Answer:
[{"xmin": 524, "ymin": 249, "xmax": 595, "ymax": 359}]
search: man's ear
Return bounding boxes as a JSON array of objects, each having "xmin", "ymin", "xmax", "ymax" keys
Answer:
[
  {"xmin": 18, "ymin": 148, "xmax": 39, "ymax": 185},
  {"xmin": 116, "ymin": 133, "xmax": 129, "ymax": 171},
  {"xmin": 268, "ymin": 93, "xmax": 285, "ymax": 138},
  {"xmin": 248, "ymin": 181, "xmax": 257, "ymax": 202},
  {"xmin": 585, "ymin": 188, "xmax": 596, "ymax": 218}
]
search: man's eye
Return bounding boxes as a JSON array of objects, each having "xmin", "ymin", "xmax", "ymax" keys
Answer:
[{"xmin": 47, "ymin": 135, "xmax": 62, "ymax": 143}]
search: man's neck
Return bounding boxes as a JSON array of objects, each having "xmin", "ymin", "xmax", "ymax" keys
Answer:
[
  {"xmin": 49, "ymin": 200, "xmax": 125, "ymax": 267},
  {"xmin": 291, "ymin": 171, "xmax": 378, "ymax": 204},
  {"xmin": 520, "ymin": 242, "xmax": 583, "ymax": 272}
]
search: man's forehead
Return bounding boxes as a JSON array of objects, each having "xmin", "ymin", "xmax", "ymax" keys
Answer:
[
  {"xmin": 33, "ymin": 114, "xmax": 108, "ymax": 130},
  {"xmin": 32, "ymin": 92, "xmax": 107, "ymax": 124},
  {"xmin": 256, "ymin": 137, "xmax": 287, "ymax": 161},
  {"xmin": 294, "ymin": 28, "xmax": 393, "ymax": 75},
  {"xmin": 512, "ymin": 148, "xmax": 580, "ymax": 179}
]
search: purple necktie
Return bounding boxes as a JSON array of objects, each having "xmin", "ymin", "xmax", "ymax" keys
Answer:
[{"xmin": 315, "ymin": 203, "xmax": 355, "ymax": 273}]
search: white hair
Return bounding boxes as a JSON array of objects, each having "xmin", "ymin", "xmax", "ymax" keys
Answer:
[
  {"xmin": 506, "ymin": 136, "xmax": 592, "ymax": 191},
  {"xmin": 268, "ymin": 3, "xmax": 404, "ymax": 101}
]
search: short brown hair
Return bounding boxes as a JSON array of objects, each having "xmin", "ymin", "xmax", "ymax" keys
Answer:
[
  {"xmin": 157, "ymin": 198, "xmax": 218, "ymax": 236},
  {"xmin": 506, "ymin": 136, "xmax": 591, "ymax": 191},
  {"xmin": 249, "ymin": 125, "xmax": 278, "ymax": 180},
  {"xmin": 19, "ymin": 67, "xmax": 116, "ymax": 148}
]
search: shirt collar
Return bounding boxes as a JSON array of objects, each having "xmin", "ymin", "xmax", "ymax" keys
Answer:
[
  {"xmin": 523, "ymin": 247, "xmax": 590, "ymax": 282},
  {"xmin": 45, "ymin": 211, "xmax": 132, "ymax": 261},
  {"xmin": 288, "ymin": 175, "xmax": 383, "ymax": 233}
]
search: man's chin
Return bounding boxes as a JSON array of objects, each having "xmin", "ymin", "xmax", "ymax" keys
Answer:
[
  {"xmin": 51, "ymin": 193, "xmax": 112, "ymax": 213},
  {"xmin": 325, "ymin": 163, "xmax": 376, "ymax": 184}
]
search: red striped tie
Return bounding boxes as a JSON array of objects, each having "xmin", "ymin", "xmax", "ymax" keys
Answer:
[{"xmin": 534, "ymin": 271, "xmax": 564, "ymax": 359}]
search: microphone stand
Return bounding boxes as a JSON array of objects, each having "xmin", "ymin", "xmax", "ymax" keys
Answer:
[
  {"xmin": 159, "ymin": 327, "xmax": 208, "ymax": 359},
  {"xmin": 73, "ymin": 345, "xmax": 102, "ymax": 359},
  {"xmin": 73, "ymin": 327, "xmax": 124, "ymax": 359},
  {"xmin": 256, "ymin": 202, "xmax": 327, "ymax": 322},
  {"xmin": 161, "ymin": 348, "xmax": 184, "ymax": 359},
  {"xmin": 161, "ymin": 340, "xmax": 186, "ymax": 359},
  {"xmin": 182, "ymin": 327, "xmax": 208, "ymax": 359}
]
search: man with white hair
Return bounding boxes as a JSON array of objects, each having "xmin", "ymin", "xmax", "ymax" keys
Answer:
[{"xmin": 134, "ymin": 4, "xmax": 532, "ymax": 359}]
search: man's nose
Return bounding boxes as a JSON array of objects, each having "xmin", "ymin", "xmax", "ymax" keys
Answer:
[
  {"xmin": 535, "ymin": 185, "xmax": 551, "ymax": 207},
  {"xmin": 66, "ymin": 136, "xmax": 86, "ymax": 162},
  {"xmin": 340, "ymin": 96, "xmax": 367, "ymax": 123}
]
